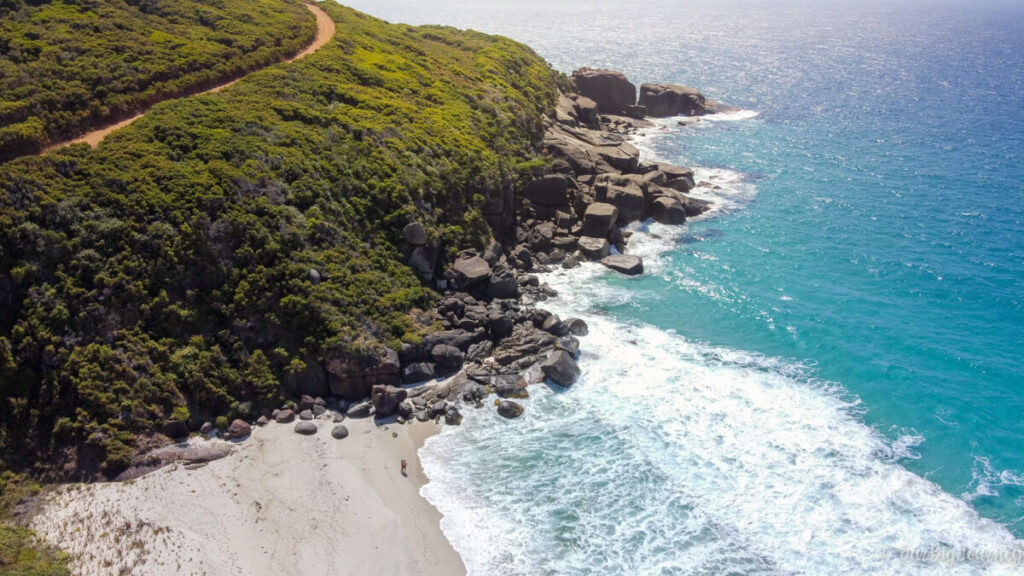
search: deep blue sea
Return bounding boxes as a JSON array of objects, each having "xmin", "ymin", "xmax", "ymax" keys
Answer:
[{"xmin": 344, "ymin": 1, "xmax": 1024, "ymax": 573}]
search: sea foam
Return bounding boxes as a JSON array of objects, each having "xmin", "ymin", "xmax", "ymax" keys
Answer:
[
  {"xmin": 422, "ymin": 253, "xmax": 1024, "ymax": 575},
  {"xmin": 420, "ymin": 114, "xmax": 1023, "ymax": 576}
]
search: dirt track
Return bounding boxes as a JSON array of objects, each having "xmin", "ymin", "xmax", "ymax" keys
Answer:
[{"xmin": 41, "ymin": 2, "xmax": 335, "ymax": 153}]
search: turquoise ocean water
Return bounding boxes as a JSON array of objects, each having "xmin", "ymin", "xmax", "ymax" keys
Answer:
[{"xmin": 344, "ymin": 1, "xmax": 1024, "ymax": 573}]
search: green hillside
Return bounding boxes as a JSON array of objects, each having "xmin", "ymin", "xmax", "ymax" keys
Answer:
[
  {"xmin": 0, "ymin": 0, "xmax": 317, "ymax": 162},
  {"xmin": 0, "ymin": 2, "xmax": 560, "ymax": 478}
]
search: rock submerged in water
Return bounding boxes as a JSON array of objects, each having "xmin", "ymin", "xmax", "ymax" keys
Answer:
[
  {"xmin": 497, "ymin": 400, "xmax": 524, "ymax": 419},
  {"xmin": 601, "ymin": 254, "xmax": 644, "ymax": 276},
  {"xmin": 578, "ymin": 236, "xmax": 611, "ymax": 260},
  {"xmin": 541, "ymin": 350, "xmax": 581, "ymax": 387},
  {"xmin": 565, "ymin": 318, "xmax": 589, "ymax": 337},
  {"xmin": 650, "ymin": 196, "xmax": 687, "ymax": 225}
]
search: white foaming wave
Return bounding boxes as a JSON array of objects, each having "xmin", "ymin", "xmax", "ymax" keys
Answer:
[
  {"xmin": 965, "ymin": 456, "xmax": 1024, "ymax": 501},
  {"xmin": 703, "ymin": 108, "xmax": 762, "ymax": 122},
  {"xmin": 421, "ymin": 302, "xmax": 1024, "ymax": 575},
  {"xmin": 419, "ymin": 105, "xmax": 1024, "ymax": 574}
]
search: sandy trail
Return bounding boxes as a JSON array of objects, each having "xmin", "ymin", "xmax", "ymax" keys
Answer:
[
  {"xmin": 41, "ymin": 2, "xmax": 335, "ymax": 154},
  {"xmin": 31, "ymin": 417, "xmax": 465, "ymax": 576}
]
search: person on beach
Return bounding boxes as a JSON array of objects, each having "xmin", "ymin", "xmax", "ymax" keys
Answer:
[{"xmin": 401, "ymin": 459, "xmax": 408, "ymax": 476}]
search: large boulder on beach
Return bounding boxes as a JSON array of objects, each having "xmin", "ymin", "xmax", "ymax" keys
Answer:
[
  {"xmin": 444, "ymin": 406, "xmax": 463, "ymax": 426},
  {"xmin": 402, "ymin": 361, "xmax": 436, "ymax": 384},
  {"xmin": 577, "ymin": 236, "xmax": 611, "ymax": 260},
  {"xmin": 497, "ymin": 400, "xmax": 525, "ymax": 419},
  {"xmin": 544, "ymin": 134, "xmax": 597, "ymax": 175},
  {"xmin": 574, "ymin": 95, "xmax": 600, "ymax": 126},
  {"xmin": 639, "ymin": 83, "xmax": 719, "ymax": 117},
  {"xmin": 541, "ymin": 350, "xmax": 581, "ymax": 387},
  {"xmin": 650, "ymin": 196, "xmax": 687, "ymax": 224},
  {"xmin": 331, "ymin": 425, "xmax": 349, "ymax": 439},
  {"xmin": 294, "ymin": 422, "xmax": 318, "ymax": 435},
  {"xmin": 541, "ymin": 314, "xmax": 570, "ymax": 336},
  {"xmin": 572, "ymin": 69, "xmax": 637, "ymax": 114},
  {"xmin": 582, "ymin": 203, "xmax": 619, "ymax": 237},
  {"xmin": 422, "ymin": 329, "xmax": 484, "ymax": 351},
  {"xmin": 601, "ymin": 254, "xmax": 644, "ymax": 275},
  {"xmin": 486, "ymin": 262, "xmax": 519, "ymax": 299},
  {"xmin": 371, "ymin": 385, "xmax": 408, "ymax": 417},
  {"xmin": 451, "ymin": 256, "xmax": 491, "ymax": 288},
  {"xmin": 274, "ymin": 409, "xmax": 296, "ymax": 424},
  {"xmin": 680, "ymin": 194, "xmax": 712, "ymax": 217},
  {"xmin": 161, "ymin": 419, "xmax": 189, "ymax": 440},
  {"xmin": 593, "ymin": 143, "xmax": 640, "ymax": 172},
  {"xmin": 528, "ymin": 222, "xmax": 557, "ymax": 252},
  {"xmin": 431, "ymin": 344, "xmax": 465, "ymax": 370},
  {"xmin": 346, "ymin": 401, "xmax": 375, "ymax": 419},
  {"xmin": 523, "ymin": 175, "xmax": 570, "ymax": 206},
  {"xmin": 566, "ymin": 318, "xmax": 589, "ymax": 336},
  {"xmin": 602, "ymin": 182, "xmax": 646, "ymax": 222},
  {"xmin": 326, "ymin": 347, "xmax": 401, "ymax": 400}
]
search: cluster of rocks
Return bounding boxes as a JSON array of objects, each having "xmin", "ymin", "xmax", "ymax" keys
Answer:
[
  {"xmin": 572, "ymin": 67, "xmax": 731, "ymax": 119},
  {"xmin": 156, "ymin": 69, "xmax": 724, "ymax": 443}
]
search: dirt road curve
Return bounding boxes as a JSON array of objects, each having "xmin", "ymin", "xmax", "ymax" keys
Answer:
[{"xmin": 41, "ymin": 2, "xmax": 335, "ymax": 154}]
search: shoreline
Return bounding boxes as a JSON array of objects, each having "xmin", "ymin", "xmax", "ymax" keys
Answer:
[{"xmin": 30, "ymin": 417, "xmax": 466, "ymax": 576}]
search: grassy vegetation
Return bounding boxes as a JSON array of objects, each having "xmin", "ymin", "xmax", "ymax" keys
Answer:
[
  {"xmin": 0, "ymin": 0, "xmax": 317, "ymax": 162},
  {"xmin": 0, "ymin": 3, "xmax": 560, "ymax": 476},
  {"xmin": 0, "ymin": 473, "xmax": 68, "ymax": 575}
]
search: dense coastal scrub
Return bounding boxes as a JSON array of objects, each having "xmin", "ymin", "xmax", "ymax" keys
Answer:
[
  {"xmin": 0, "ymin": 2, "xmax": 560, "ymax": 477},
  {"xmin": 0, "ymin": 0, "xmax": 317, "ymax": 162}
]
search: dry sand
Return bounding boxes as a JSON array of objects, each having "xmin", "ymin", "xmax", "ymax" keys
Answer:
[
  {"xmin": 31, "ymin": 417, "xmax": 465, "ymax": 576},
  {"xmin": 41, "ymin": 2, "xmax": 336, "ymax": 153}
]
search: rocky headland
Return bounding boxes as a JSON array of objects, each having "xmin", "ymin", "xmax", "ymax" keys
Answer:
[
  {"xmin": 25, "ymin": 65, "xmax": 729, "ymax": 575},
  {"xmin": 152, "ymin": 68, "xmax": 729, "ymax": 443}
]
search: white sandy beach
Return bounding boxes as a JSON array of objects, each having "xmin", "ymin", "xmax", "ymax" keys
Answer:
[{"xmin": 31, "ymin": 418, "xmax": 465, "ymax": 576}]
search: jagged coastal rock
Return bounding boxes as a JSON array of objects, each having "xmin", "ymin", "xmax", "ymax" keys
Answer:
[
  {"xmin": 639, "ymin": 82, "xmax": 726, "ymax": 117},
  {"xmin": 571, "ymin": 69, "xmax": 637, "ymax": 115}
]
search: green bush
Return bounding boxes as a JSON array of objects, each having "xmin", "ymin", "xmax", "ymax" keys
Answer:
[
  {"xmin": 0, "ymin": 3, "xmax": 560, "ymax": 478},
  {"xmin": 0, "ymin": 0, "xmax": 317, "ymax": 161}
]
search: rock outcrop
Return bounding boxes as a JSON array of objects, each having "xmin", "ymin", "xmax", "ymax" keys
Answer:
[
  {"xmin": 327, "ymin": 347, "xmax": 401, "ymax": 400},
  {"xmin": 540, "ymin": 350, "xmax": 581, "ymax": 386},
  {"xmin": 601, "ymin": 254, "xmax": 644, "ymax": 276},
  {"xmin": 255, "ymin": 70, "xmax": 721, "ymax": 444},
  {"xmin": 497, "ymin": 400, "xmax": 524, "ymax": 419},
  {"xmin": 371, "ymin": 385, "xmax": 408, "ymax": 417},
  {"xmin": 638, "ymin": 83, "xmax": 721, "ymax": 117},
  {"xmin": 571, "ymin": 69, "xmax": 637, "ymax": 115}
]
